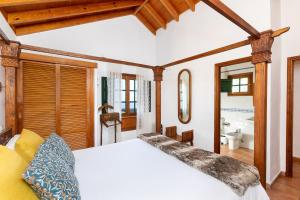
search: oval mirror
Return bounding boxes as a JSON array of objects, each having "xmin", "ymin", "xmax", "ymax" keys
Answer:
[{"xmin": 178, "ymin": 69, "xmax": 191, "ymax": 124}]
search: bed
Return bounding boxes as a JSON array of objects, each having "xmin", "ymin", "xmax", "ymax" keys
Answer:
[
  {"xmin": 0, "ymin": 129, "xmax": 269, "ymax": 200},
  {"xmin": 74, "ymin": 139, "xmax": 269, "ymax": 200}
]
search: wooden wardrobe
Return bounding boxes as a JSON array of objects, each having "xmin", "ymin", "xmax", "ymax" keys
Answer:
[{"xmin": 16, "ymin": 53, "xmax": 95, "ymax": 150}]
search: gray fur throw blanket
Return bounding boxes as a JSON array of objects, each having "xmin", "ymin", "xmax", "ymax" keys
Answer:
[{"xmin": 138, "ymin": 133, "xmax": 260, "ymax": 196}]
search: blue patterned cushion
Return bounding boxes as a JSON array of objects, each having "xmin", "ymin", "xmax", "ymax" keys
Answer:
[
  {"xmin": 46, "ymin": 133, "xmax": 75, "ymax": 171},
  {"xmin": 23, "ymin": 142, "xmax": 81, "ymax": 200}
]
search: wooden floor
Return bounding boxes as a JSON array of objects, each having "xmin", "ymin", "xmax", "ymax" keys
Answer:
[
  {"xmin": 221, "ymin": 145, "xmax": 300, "ymax": 199},
  {"xmin": 220, "ymin": 144, "xmax": 254, "ymax": 165},
  {"xmin": 267, "ymin": 160, "xmax": 300, "ymax": 200}
]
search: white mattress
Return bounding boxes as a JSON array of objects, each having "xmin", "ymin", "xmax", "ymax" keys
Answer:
[{"xmin": 74, "ymin": 139, "xmax": 269, "ymax": 200}]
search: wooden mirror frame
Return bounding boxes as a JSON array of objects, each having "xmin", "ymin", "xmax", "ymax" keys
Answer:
[{"xmin": 178, "ymin": 69, "xmax": 192, "ymax": 124}]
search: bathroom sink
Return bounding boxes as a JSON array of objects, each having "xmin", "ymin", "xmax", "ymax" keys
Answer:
[{"xmin": 226, "ymin": 132, "xmax": 241, "ymax": 137}]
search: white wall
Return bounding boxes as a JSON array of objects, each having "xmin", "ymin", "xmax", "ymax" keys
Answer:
[
  {"xmin": 267, "ymin": 0, "xmax": 282, "ymax": 184},
  {"xmin": 18, "ymin": 16, "xmax": 156, "ymax": 66},
  {"xmin": 157, "ymin": 0, "xmax": 276, "ymax": 183},
  {"xmin": 0, "ymin": 13, "xmax": 16, "ymax": 40},
  {"xmin": 279, "ymin": 0, "xmax": 300, "ymax": 172},
  {"xmin": 0, "ymin": 13, "xmax": 16, "ymax": 131},
  {"xmin": 293, "ymin": 63, "xmax": 300, "ymax": 158},
  {"xmin": 16, "ymin": 15, "xmax": 157, "ymax": 146}
]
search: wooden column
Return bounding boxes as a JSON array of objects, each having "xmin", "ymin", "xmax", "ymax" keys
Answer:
[
  {"xmin": 153, "ymin": 67, "xmax": 164, "ymax": 133},
  {"xmin": 249, "ymin": 31, "xmax": 274, "ymax": 188},
  {"xmin": 0, "ymin": 40, "xmax": 20, "ymax": 134}
]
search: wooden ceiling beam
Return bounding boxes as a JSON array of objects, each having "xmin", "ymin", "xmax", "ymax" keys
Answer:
[
  {"xmin": 8, "ymin": 0, "xmax": 143, "ymax": 26},
  {"xmin": 136, "ymin": 13, "xmax": 156, "ymax": 35},
  {"xmin": 201, "ymin": 0, "xmax": 260, "ymax": 38},
  {"xmin": 184, "ymin": 0, "xmax": 195, "ymax": 12},
  {"xmin": 0, "ymin": 0, "xmax": 67, "ymax": 8},
  {"xmin": 15, "ymin": 9, "xmax": 134, "ymax": 36},
  {"xmin": 162, "ymin": 39, "xmax": 250, "ymax": 68},
  {"xmin": 159, "ymin": 0, "xmax": 179, "ymax": 21},
  {"xmin": 144, "ymin": 3, "xmax": 166, "ymax": 29}
]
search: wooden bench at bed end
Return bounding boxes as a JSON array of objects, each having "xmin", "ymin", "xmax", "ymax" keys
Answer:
[{"xmin": 0, "ymin": 128, "xmax": 13, "ymax": 145}]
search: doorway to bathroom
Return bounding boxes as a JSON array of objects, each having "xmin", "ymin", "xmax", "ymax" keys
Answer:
[{"xmin": 214, "ymin": 57, "xmax": 255, "ymax": 165}]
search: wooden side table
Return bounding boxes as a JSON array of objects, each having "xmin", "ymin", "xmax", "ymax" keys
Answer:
[{"xmin": 100, "ymin": 112, "xmax": 121, "ymax": 146}]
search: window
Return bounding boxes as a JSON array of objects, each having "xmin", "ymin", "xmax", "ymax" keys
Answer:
[
  {"xmin": 228, "ymin": 73, "xmax": 253, "ymax": 96},
  {"xmin": 121, "ymin": 74, "xmax": 137, "ymax": 131}
]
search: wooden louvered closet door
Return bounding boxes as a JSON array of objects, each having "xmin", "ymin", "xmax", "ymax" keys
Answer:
[
  {"xmin": 22, "ymin": 61, "xmax": 56, "ymax": 138},
  {"xmin": 18, "ymin": 54, "xmax": 95, "ymax": 150},
  {"xmin": 60, "ymin": 66, "xmax": 88, "ymax": 150}
]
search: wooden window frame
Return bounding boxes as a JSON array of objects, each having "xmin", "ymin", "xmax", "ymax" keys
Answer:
[
  {"xmin": 121, "ymin": 73, "xmax": 137, "ymax": 132},
  {"xmin": 228, "ymin": 72, "xmax": 253, "ymax": 96}
]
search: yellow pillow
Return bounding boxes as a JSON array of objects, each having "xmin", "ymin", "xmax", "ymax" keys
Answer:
[
  {"xmin": 0, "ymin": 146, "xmax": 38, "ymax": 200},
  {"xmin": 15, "ymin": 129, "xmax": 44, "ymax": 163}
]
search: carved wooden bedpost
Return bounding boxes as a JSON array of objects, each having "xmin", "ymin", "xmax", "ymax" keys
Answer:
[
  {"xmin": 152, "ymin": 67, "xmax": 164, "ymax": 134},
  {"xmin": 0, "ymin": 40, "xmax": 20, "ymax": 134},
  {"xmin": 249, "ymin": 31, "xmax": 274, "ymax": 189}
]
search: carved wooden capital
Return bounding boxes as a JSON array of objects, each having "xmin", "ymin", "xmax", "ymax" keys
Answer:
[
  {"xmin": 0, "ymin": 40, "xmax": 20, "ymax": 68},
  {"xmin": 249, "ymin": 30, "xmax": 274, "ymax": 64},
  {"xmin": 152, "ymin": 67, "xmax": 164, "ymax": 82}
]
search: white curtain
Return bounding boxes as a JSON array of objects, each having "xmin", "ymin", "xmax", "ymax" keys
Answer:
[
  {"xmin": 107, "ymin": 72, "xmax": 122, "ymax": 120},
  {"xmin": 136, "ymin": 75, "xmax": 151, "ymax": 134}
]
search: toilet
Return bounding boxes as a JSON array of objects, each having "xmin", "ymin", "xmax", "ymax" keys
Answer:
[
  {"xmin": 220, "ymin": 135, "xmax": 228, "ymax": 145},
  {"xmin": 225, "ymin": 132, "xmax": 243, "ymax": 150}
]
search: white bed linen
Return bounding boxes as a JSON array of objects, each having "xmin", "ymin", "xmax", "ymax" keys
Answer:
[
  {"xmin": 74, "ymin": 139, "xmax": 269, "ymax": 200},
  {"xmin": 5, "ymin": 134, "xmax": 20, "ymax": 150}
]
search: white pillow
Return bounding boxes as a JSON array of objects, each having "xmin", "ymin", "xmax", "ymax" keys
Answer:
[{"xmin": 6, "ymin": 134, "xmax": 20, "ymax": 150}]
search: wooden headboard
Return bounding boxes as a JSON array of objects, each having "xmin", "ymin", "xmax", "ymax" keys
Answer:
[{"xmin": 0, "ymin": 128, "xmax": 13, "ymax": 145}]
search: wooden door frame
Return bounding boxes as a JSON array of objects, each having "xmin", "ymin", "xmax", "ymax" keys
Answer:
[
  {"xmin": 214, "ymin": 56, "xmax": 253, "ymax": 153},
  {"xmin": 286, "ymin": 56, "xmax": 300, "ymax": 177},
  {"xmin": 17, "ymin": 52, "xmax": 96, "ymax": 147},
  {"xmin": 214, "ymin": 56, "xmax": 267, "ymax": 187}
]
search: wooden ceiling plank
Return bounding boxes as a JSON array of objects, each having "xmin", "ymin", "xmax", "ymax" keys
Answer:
[
  {"xmin": 201, "ymin": 0, "xmax": 260, "ymax": 38},
  {"xmin": 135, "ymin": 13, "xmax": 156, "ymax": 35},
  {"xmin": 15, "ymin": 9, "xmax": 134, "ymax": 36},
  {"xmin": 144, "ymin": 3, "xmax": 166, "ymax": 29},
  {"xmin": 159, "ymin": 0, "xmax": 179, "ymax": 21},
  {"xmin": 8, "ymin": 0, "xmax": 143, "ymax": 26},
  {"xmin": 0, "ymin": 0, "xmax": 67, "ymax": 7},
  {"xmin": 184, "ymin": 0, "xmax": 195, "ymax": 11},
  {"xmin": 134, "ymin": 0, "xmax": 150, "ymax": 14}
]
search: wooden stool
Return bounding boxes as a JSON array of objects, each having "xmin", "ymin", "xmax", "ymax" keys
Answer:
[
  {"xmin": 181, "ymin": 130, "xmax": 194, "ymax": 146},
  {"xmin": 165, "ymin": 126, "xmax": 194, "ymax": 146},
  {"xmin": 165, "ymin": 126, "xmax": 177, "ymax": 139}
]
